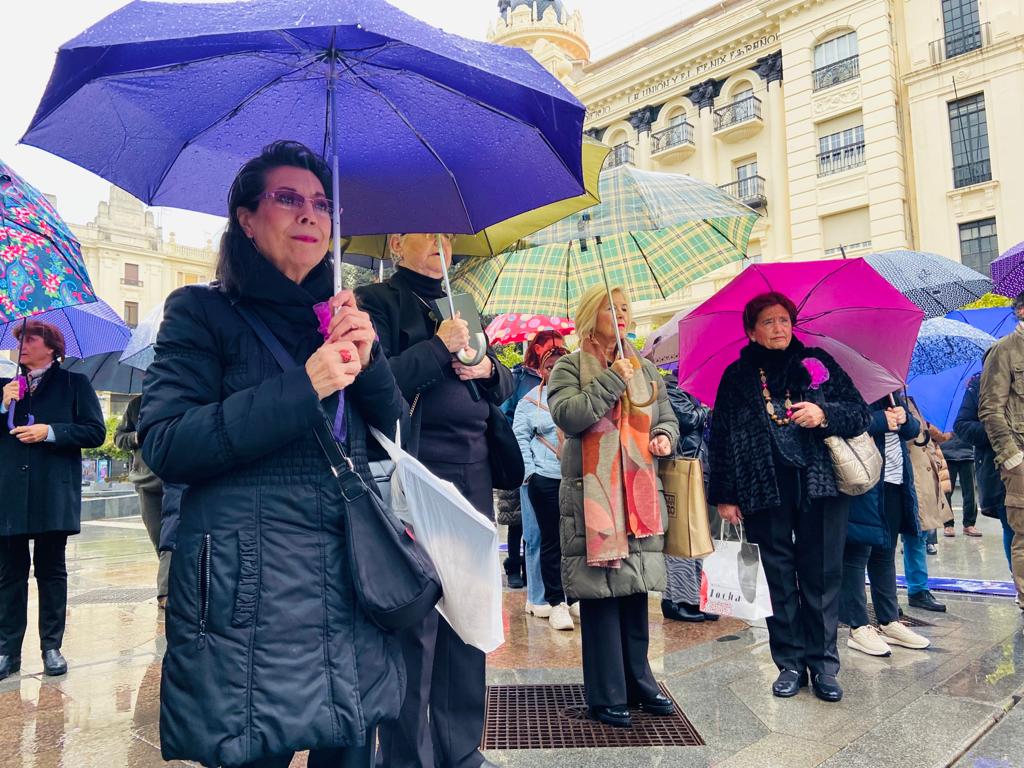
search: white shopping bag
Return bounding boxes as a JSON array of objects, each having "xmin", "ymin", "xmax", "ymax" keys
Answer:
[
  {"xmin": 699, "ymin": 521, "xmax": 773, "ymax": 622},
  {"xmin": 370, "ymin": 426, "xmax": 505, "ymax": 653}
]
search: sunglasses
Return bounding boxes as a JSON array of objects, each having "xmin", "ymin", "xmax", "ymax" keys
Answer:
[{"xmin": 259, "ymin": 189, "xmax": 333, "ymax": 217}]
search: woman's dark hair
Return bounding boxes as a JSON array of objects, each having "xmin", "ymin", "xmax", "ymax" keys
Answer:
[
  {"xmin": 217, "ymin": 140, "xmax": 332, "ymax": 294},
  {"xmin": 742, "ymin": 292, "xmax": 799, "ymax": 333},
  {"xmin": 14, "ymin": 320, "xmax": 65, "ymax": 362}
]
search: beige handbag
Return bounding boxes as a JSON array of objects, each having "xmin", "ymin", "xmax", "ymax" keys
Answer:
[
  {"xmin": 824, "ymin": 432, "xmax": 882, "ymax": 496},
  {"xmin": 659, "ymin": 457, "xmax": 714, "ymax": 558}
]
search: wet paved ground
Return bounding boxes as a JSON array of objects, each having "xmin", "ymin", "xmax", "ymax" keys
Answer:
[{"xmin": 1, "ymin": 506, "xmax": 1022, "ymax": 768}]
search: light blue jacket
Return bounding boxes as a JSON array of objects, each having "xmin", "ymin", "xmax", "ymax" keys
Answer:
[{"xmin": 512, "ymin": 384, "xmax": 561, "ymax": 480}]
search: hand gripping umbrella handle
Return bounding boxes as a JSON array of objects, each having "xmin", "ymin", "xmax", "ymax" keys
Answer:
[{"xmin": 7, "ymin": 376, "xmax": 30, "ymax": 430}]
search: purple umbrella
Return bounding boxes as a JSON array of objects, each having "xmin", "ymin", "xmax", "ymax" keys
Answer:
[
  {"xmin": 22, "ymin": 0, "xmax": 586, "ymax": 293},
  {"xmin": 677, "ymin": 259, "xmax": 925, "ymax": 407},
  {"xmin": 990, "ymin": 241, "xmax": 1024, "ymax": 298}
]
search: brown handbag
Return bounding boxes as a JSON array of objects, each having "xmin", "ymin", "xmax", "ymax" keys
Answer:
[{"xmin": 659, "ymin": 456, "xmax": 714, "ymax": 559}]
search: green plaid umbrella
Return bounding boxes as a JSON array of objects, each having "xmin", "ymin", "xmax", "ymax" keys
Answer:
[{"xmin": 451, "ymin": 166, "xmax": 760, "ymax": 316}]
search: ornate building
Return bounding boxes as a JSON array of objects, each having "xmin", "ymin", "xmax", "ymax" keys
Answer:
[{"xmin": 488, "ymin": 0, "xmax": 1024, "ymax": 335}]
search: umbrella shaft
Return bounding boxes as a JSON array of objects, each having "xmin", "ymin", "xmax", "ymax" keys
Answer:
[
  {"xmin": 437, "ymin": 234, "xmax": 457, "ymax": 319},
  {"xmin": 594, "ymin": 239, "xmax": 626, "ymax": 359}
]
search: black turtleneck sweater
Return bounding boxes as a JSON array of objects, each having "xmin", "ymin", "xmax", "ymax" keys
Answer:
[{"xmin": 389, "ymin": 267, "xmax": 491, "ymax": 463}]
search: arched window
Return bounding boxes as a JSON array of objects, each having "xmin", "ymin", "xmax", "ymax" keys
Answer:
[{"xmin": 813, "ymin": 31, "xmax": 859, "ymax": 91}]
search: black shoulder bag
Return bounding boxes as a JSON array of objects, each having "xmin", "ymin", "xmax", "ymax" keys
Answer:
[{"xmin": 234, "ymin": 303, "xmax": 442, "ymax": 631}]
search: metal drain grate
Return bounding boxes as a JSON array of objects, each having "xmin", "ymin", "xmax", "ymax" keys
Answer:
[
  {"xmin": 68, "ymin": 587, "xmax": 156, "ymax": 606},
  {"xmin": 482, "ymin": 683, "xmax": 703, "ymax": 749},
  {"xmin": 840, "ymin": 603, "xmax": 932, "ymax": 629}
]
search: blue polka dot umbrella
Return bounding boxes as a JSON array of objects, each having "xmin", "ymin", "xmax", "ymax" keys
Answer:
[
  {"xmin": 908, "ymin": 317, "xmax": 997, "ymax": 378},
  {"xmin": 865, "ymin": 250, "xmax": 992, "ymax": 319}
]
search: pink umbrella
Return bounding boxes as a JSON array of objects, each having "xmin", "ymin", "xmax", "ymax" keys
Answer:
[
  {"xmin": 677, "ymin": 259, "xmax": 925, "ymax": 406},
  {"xmin": 485, "ymin": 312, "xmax": 574, "ymax": 345}
]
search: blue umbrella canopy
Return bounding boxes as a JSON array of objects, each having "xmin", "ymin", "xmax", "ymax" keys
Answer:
[
  {"xmin": 0, "ymin": 299, "xmax": 130, "ymax": 359},
  {"xmin": 908, "ymin": 307, "xmax": 1014, "ymax": 431},
  {"xmin": 21, "ymin": 0, "xmax": 585, "ymax": 238},
  {"xmin": 866, "ymin": 249, "xmax": 992, "ymax": 319},
  {"xmin": 909, "ymin": 318, "xmax": 996, "ymax": 378}
]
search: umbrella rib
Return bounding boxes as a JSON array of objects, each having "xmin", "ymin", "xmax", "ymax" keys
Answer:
[
  {"xmin": 794, "ymin": 259, "xmax": 861, "ymax": 316},
  {"xmin": 628, "ymin": 231, "xmax": 667, "ymax": 298}
]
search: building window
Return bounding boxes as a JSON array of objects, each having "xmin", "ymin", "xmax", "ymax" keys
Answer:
[
  {"xmin": 124, "ymin": 301, "xmax": 139, "ymax": 329},
  {"xmin": 948, "ymin": 93, "xmax": 991, "ymax": 189},
  {"xmin": 813, "ymin": 32, "xmax": 859, "ymax": 91},
  {"xmin": 943, "ymin": 0, "xmax": 982, "ymax": 58},
  {"xmin": 818, "ymin": 125, "xmax": 866, "ymax": 176},
  {"xmin": 732, "ymin": 87, "xmax": 754, "ymax": 121},
  {"xmin": 607, "ymin": 142, "xmax": 635, "ymax": 168},
  {"xmin": 959, "ymin": 218, "xmax": 998, "ymax": 274},
  {"xmin": 719, "ymin": 161, "xmax": 766, "ymax": 208},
  {"xmin": 176, "ymin": 271, "xmax": 203, "ymax": 287},
  {"xmin": 121, "ymin": 262, "xmax": 143, "ymax": 287}
]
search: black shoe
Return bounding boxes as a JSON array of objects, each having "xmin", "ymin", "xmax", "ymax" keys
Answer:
[
  {"xmin": 772, "ymin": 669, "xmax": 808, "ymax": 698},
  {"xmin": 908, "ymin": 590, "xmax": 946, "ymax": 612},
  {"xmin": 629, "ymin": 692, "xmax": 675, "ymax": 716},
  {"xmin": 926, "ymin": 543, "xmax": 938, "ymax": 555},
  {"xmin": 506, "ymin": 573, "xmax": 525, "ymax": 589},
  {"xmin": 661, "ymin": 599, "xmax": 705, "ymax": 622},
  {"xmin": 701, "ymin": 610, "xmax": 720, "ymax": 621},
  {"xmin": 811, "ymin": 673, "xmax": 843, "ymax": 703},
  {"xmin": 0, "ymin": 654, "xmax": 21, "ymax": 681},
  {"xmin": 588, "ymin": 705, "xmax": 632, "ymax": 728},
  {"xmin": 42, "ymin": 649, "xmax": 67, "ymax": 676}
]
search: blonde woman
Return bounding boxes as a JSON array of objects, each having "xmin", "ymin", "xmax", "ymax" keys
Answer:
[{"xmin": 547, "ymin": 284, "xmax": 678, "ymax": 729}]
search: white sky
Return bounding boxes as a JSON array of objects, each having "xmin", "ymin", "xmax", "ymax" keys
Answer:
[{"xmin": 2, "ymin": 0, "xmax": 714, "ymax": 246}]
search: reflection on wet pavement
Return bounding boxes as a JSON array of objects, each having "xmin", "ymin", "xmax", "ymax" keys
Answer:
[{"xmin": 1, "ymin": 515, "xmax": 1022, "ymax": 768}]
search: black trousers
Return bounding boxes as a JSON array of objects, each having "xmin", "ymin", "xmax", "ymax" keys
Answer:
[
  {"xmin": 840, "ymin": 482, "xmax": 902, "ymax": 628},
  {"xmin": 378, "ymin": 458, "xmax": 490, "ymax": 768},
  {"xmin": 579, "ymin": 593, "xmax": 660, "ymax": 708},
  {"xmin": 527, "ymin": 474, "xmax": 566, "ymax": 606},
  {"xmin": 945, "ymin": 459, "xmax": 978, "ymax": 528},
  {"xmin": 0, "ymin": 533, "xmax": 70, "ymax": 656},
  {"xmin": 743, "ymin": 469, "xmax": 848, "ymax": 677},
  {"xmin": 239, "ymin": 736, "xmax": 376, "ymax": 768}
]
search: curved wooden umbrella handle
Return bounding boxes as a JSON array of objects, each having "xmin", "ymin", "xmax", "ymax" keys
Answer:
[{"xmin": 625, "ymin": 377, "xmax": 659, "ymax": 408}]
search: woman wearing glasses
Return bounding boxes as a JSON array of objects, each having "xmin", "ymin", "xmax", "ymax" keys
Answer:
[
  {"xmin": 140, "ymin": 141, "xmax": 404, "ymax": 768},
  {"xmin": 357, "ymin": 233, "xmax": 512, "ymax": 768},
  {"xmin": 0, "ymin": 320, "xmax": 104, "ymax": 682}
]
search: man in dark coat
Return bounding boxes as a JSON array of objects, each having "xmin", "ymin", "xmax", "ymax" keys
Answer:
[{"xmin": 0, "ymin": 320, "xmax": 105, "ymax": 680}]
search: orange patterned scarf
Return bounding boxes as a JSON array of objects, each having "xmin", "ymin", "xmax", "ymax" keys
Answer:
[{"xmin": 579, "ymin": 337, "xmax": 662, "ymax": 568}]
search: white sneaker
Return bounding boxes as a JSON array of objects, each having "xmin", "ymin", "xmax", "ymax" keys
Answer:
[
  {"xmin": 525, "ymin": 603, "xmax": 552, "ymax": 618},
  {"xmin": 847, "ymin": 625, "xmax": 892, "ymax": 657},
  {"xmin": 569, "ymin": 602, "xmax": 581, "ymax": 619},
  {"xmin": 549, "ymin": 603, "xmax": 575, "ymax": 631},
  {"xmin": 879, "ymin": 621, "xmax": 930, "ymax": 649}
]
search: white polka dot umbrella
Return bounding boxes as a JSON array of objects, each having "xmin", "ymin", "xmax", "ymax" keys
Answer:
[{"xmin": 484, "ymin": 313, "xmax": 574, "ymax": 346}]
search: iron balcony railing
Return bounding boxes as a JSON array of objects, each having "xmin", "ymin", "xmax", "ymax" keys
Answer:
[
  {"xmin": 719, "ymin": 175, "xmax": 766, "ymax": 207},
  {"xmin": 120, "ymin": 277, "xmax": 144, "ymax": 287},
  {"xmin": 607, "ymin": 143, "xmax": 635, "ymax": 168},
  {"xmin": 930, "ymin": 22, "xmax": 989, "ymax": 62},
  {"xmin": 651, "ymin": 122, "xmax": 695, "ymax": 153},
  {"xmin": 812, "ymin": 55, "xmax": 860, "ymax": 91},
  {"xmin": 817, "ymin": 142, "xmax": 866, "ymax": 176},
  {"xmin": 714, "ymin": 96, "xmax": 762, "ymax": 131},
  {"xmin": 953, "ymin": 159, "xmax": 992, "ymax": 189}
]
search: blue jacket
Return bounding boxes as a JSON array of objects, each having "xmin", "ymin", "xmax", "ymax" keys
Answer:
[
  {"xmin": 954, "ymin": 374, "xmax": 1005, "ymax": 513},
  {"xmin": 847, "ymin": 396, "xmax": 922, "ymax": 548},
  {"xmin": 512, "ymin": 385, "xmax": 562, "ymax": 480},
  {"xmin": 501, "ymin": 365, "xmax": 541, "ymax": 426}
]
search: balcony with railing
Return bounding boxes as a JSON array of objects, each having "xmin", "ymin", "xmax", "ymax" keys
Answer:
[
  {"xmin": 813, "ymin": 55, "xmax": 860, "ymax": 91},
  {"xmin": 953, "ymin": 159, "xmax": 992, "ymax": 189},
  {"xmin": 650, "ymin": 122, "xmax": 695, "ymax": 161},
  {"xmin": 929, "ymin": 22, "xmax": 990, "ymax": 63},
  {"xmin": 606, "ymin": 143, "xmax": 635, "ymax": 169},
  {"xmin": 713, "ymin": 96, "xmax": 763, "ymax": 142},
  {"xmin": 719, "ymin": 175, "xmax": 767, "ymax": 209},
  {"xmin": 817, "ymin": 142, "xmax": 866, "ymax": 177},
  {"xmin": 120, "ymin": 277, "xmax": 144, "ymax": 287}
]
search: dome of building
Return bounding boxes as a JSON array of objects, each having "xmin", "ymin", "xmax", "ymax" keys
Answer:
[{"xmin": 498, "ymin": 0, "xmax": 566, "ymax": 23}]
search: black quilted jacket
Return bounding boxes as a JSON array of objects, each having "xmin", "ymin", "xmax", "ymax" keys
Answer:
[{"xmin": 708, "ymin": 339, "xmax": 871, "ymax": 514}]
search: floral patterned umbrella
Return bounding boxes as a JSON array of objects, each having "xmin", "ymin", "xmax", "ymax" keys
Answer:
[
  {"xmin": 484, "ymin": 313, "xmax": 574, "ymax": 346},
  {"xmin": 0, "ymin": 159, "xmax": 96, "ymax": 321}
]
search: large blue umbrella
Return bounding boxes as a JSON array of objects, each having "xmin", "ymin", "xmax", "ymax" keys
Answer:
[
  {"xmin": 866, "ymin": 249, "xmax": 992, "ymax": 319},
  {"xmin": 0, "ymin": 299, "xmax": 130, "ymax": 360},
  {"xmin": 908, "ymin": 318, "xmax": 996, "ymax": 378},
  {"xmin": 908, "ymin": 307, "xmax": 1014, "ymax": 430},
  {"xmin": 22, "ymin": 0, "xmax": 586, "ymax": 293}
]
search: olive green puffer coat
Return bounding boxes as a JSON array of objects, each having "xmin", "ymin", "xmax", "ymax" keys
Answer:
[{"xmin": 547, "ymin": 352, "xmax": 679, "ymax": 600}]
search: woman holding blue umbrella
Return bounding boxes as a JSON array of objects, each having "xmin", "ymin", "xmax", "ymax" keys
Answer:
[{"xmin": 0, "ymin": 320, "xmax": 104, "ymax": 681}]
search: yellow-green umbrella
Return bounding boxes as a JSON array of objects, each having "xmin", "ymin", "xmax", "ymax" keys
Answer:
[{"xmin": 341, "ymin": 137, "xmax": 609, "ymax": 265}]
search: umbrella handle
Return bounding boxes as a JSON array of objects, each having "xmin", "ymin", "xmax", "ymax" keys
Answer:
[
  {"xmin": 625, "ymin": 378, "xmax": 659, "ymax": 408},
  {"xmin": 6, "ymin": 403, "xmax": 14, "ymax": 431}
]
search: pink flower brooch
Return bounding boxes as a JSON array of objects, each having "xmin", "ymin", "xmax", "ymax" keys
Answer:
[{"xmin": 802, "ymin": 358, "xmax": 830, "ymax": 390}]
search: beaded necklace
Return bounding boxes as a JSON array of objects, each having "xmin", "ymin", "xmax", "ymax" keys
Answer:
[{"xmin": 759, "ymin": 368, "xmax": 793, "ymax": 426}]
